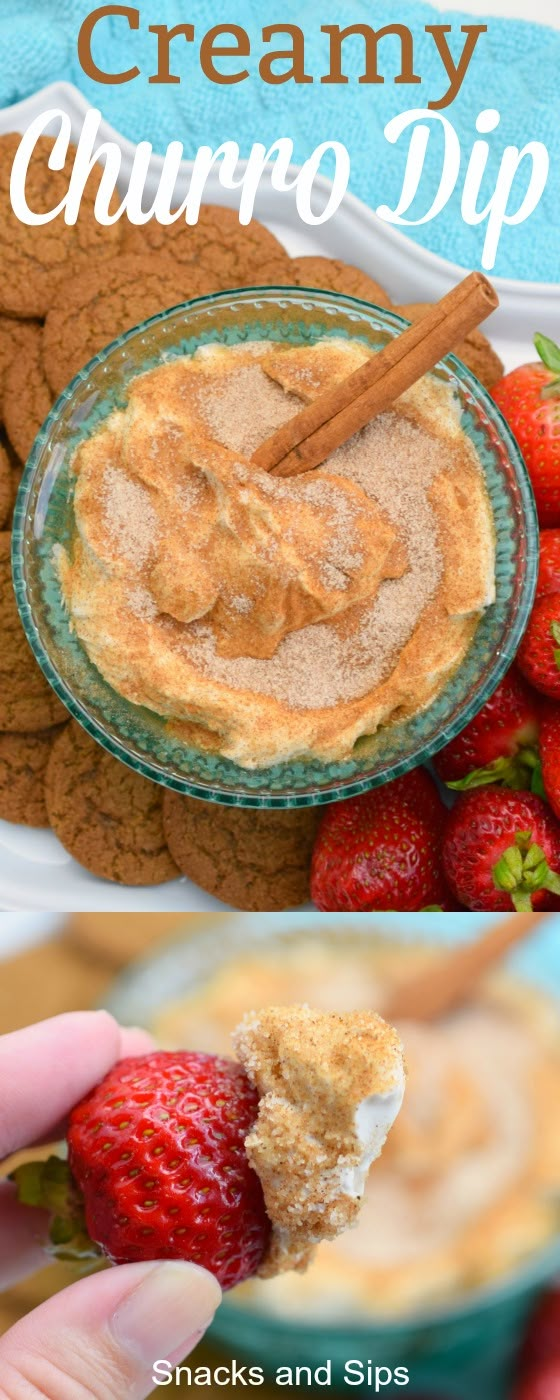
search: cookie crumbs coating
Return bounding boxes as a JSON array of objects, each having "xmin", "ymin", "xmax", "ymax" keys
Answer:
[{"xmin": 233, "ymin": 1004, "xmax": 404, "ymax": 1277}]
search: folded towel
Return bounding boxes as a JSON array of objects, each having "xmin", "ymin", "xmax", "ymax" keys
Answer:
[{"xmin": 1, "ymin": 1, "xmax": 558, "ymax": 280}]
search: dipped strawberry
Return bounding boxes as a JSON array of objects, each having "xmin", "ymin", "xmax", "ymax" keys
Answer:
[
  {"xmin": 311, "ymin": 768, "xmax": 446, "ymax": 912},
  {"xmin": 442, "ymin": 787, "xmax": 560, "ymax": 912},
  {"xmin": 517, "ymin": 596, "xmax": 560, "ymax": 699},
  {"xmin": 433, "ymin": 667, "xmax": 539, "ymax": 789},
  {"xmin": 493, "ymin": 334, "xmax": 560, "ymax": 527},
  {"xmin": 13, "ymin": 1050, "xmax": 270, "ymax": 1290}
]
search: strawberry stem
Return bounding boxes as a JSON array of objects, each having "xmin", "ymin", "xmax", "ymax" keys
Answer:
[
  {"xmin": 10, "ymin": 1155, "xmax": 102, "ymax": 1265},
  {"xmin": 492, "ymin": 830, "xmax": 560, "ymax": 911},
  {"xmin": 534, "ymin": 333, "xmax": 560, "ymax": 395},
  {"xmin": 550, "ymin": 621, "xmax": 560, "ymax": 671},
  {"xmin": 446, "ymin": 747, "xmax": 539, "ymax": 793}
]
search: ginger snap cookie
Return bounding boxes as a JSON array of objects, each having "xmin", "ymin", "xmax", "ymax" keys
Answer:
[
  {"xmin": 0, "ymin": 725, "xmax": 66, "ymax": 826},
  {"xmin": 0, "ymin": 316, "xmax": 42, "ymax": 404},
  {"xmin": 42, "ymin": 254, "xmax": 219, "ymax": 396},
  {"xmin": 123, "ymin": 205, "xmax": 292, "ymax": 289},
  {"xmin": 394, "ymin": 302, "xmax": 504, "ymax": 390},
  {"xmin": 3, "ymin": 458, "xmax": 23, "ymax": 532},
  {"xmin": 3, "ymin": 321, "xmax": 54, "ymax": 462},
  {"xmin": 0, "ymin": 444, "xmax": 12, "ymax": 529},
  {"xmin": 288, "ymin": 256, "xmax": 391, "ymax": 307},
  {"xmin": 45, "ymin": 721, "xmax": 179, "ymax": 885},
  {"xmin": 163, "ymin": 792, "xmax": 319, "ymax": 910},
  {"xmin": 0, "ymin": 134, "xmax": 123, "ymax": 319},
  {"xmin": 0, "ymin": 532, "xmax": 67, "ymax": 731}
]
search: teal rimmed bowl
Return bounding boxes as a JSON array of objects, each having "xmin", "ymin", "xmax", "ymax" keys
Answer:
[{"xmin": 12, "ymin": 287, "xmax": 538, "ymax": 809}]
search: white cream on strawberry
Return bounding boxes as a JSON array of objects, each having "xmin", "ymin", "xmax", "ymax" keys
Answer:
[{"xmin": 232, "ymin": 1004, "xmax": 405, "ymax": 1276}]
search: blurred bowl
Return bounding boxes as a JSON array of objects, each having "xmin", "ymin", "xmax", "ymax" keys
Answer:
[
  {"xmin": 13, "ymin": 287, "xmax": 537, "ymax": 808},
  {"xmin": 104, "ymin": 912, "xmax": 560, "ymax": 1400}
]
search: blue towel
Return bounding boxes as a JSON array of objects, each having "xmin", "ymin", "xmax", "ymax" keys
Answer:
[{"xmin": 1, "ymin": 1, "xmax": 559, "ymax": 280}]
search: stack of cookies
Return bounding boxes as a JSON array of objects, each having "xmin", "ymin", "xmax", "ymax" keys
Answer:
[{"xmin": 0, "ymin": 132, "xmax": 503, "ymax": 907}]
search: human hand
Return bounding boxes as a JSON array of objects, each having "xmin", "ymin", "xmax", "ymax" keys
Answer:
[{"xmin": 0, "ymin": 1011, "xmax": 221, "ymax": 1399}]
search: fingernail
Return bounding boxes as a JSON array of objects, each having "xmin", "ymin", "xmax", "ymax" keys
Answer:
[{"xmin": 112, "ymin": 1261, "xmax": 221, "ymax": 1368}]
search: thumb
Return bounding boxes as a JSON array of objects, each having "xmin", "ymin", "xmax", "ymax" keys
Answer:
[{"xmin": 0, "ymin": 1259, "xmax": 221, "ymax": 1400}]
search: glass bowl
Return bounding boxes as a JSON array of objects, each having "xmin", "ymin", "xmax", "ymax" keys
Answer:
[
  {"xmin": 104, "ymin": 912, "xmax": 560, "ymax": 1400},
  {"xmin": 12, "ymin": 288, "xmax": 538, "ymax": 809}
]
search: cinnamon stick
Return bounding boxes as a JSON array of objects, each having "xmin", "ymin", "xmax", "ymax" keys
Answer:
[{"xmin": 252, "ymin": 271, "xmax": 498, "ymax": 478}]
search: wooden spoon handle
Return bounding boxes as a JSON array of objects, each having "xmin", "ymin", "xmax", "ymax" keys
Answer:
[{"xmin": 383, "ymin": 911, "xmax": 549, "ymax": 1023}]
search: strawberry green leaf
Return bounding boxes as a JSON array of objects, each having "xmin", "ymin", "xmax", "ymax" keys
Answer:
[
  {"xmin": 549, "ymin": 622, "xmax": 560, "ymax": 670},
  {"xmin": 531, "ymin": 759, "xmax": 546, "ymax": 799},
  {"xmin": 534, "ymin": 333, "xmax": 560, "ymax": 377},
  {"xmin": 492, "ymin": 830, "xmax": 560, "ymax": 911},
  {"xmin": 10, "ymin": 1155, "xmax": 103, "ymax": 1265},
  {"xmin": 445, "ymin": 749, "xmax": 539, "ymax": 792}
]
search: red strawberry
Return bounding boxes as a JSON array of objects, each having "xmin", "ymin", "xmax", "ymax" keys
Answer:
[
  {"xmin": 311, "ymin": 770, "xmax": 445, "ymax": 912},
  {"xmin": 421, "ymin": 882, "xmax": 467, "ymax": 912},
  {"xmin": 514, "ymin": 1360, "xmax": 560, "ymax": 1400},
  {"xmin": 433, "ymin": 667, "xmax": 539, "ymax": 789},
  {"xmin": 538, "ymin": 707, "xmax": 560, "ymax": 819},
  {"xmin": 493, "ymin": 334, "xmax": 560, "ymax": 527},
  {"xmin": 519, "ymin": 1289, "xmax": 560, "ymax": 1373},
  {"xmin": 442, "ymin": 787, "xmax": 560, "ymax": 912},
  {"xmin": 388, "ymin": 765, "xmax": 447, "ymax": 830},
  {"xmin": 537, "ymin": 530, "xmax": 560, "ymax": 599},
  {"xmin": 61, "ymin": 1051, "xmax": 270, "ymax": 1288},
  {"xmin": 517, "ymin": 596, "xmax": 560, "ymax": 699}
]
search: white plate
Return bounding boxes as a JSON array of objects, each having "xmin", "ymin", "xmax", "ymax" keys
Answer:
[{"xmin": 1, "ymin": 82, "xmax": 558, "ymax": 912}]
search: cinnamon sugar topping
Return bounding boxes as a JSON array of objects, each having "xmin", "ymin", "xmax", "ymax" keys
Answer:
[{"xmin": 59, "ymin": 337, "xmax": 496, "ymax": 768}]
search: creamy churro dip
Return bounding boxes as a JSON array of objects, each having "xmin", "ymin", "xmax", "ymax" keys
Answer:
[
  {"xmin": 58, "ymin": 338, "xmax": 495, "ymax": 768},
  {"xmin": 233, "ymin": 1004, "xmax": 404, "ymax": 1277},
  {"xmin": 153, "ymin": 937, "xmax": 560, "ymax": 1317}
]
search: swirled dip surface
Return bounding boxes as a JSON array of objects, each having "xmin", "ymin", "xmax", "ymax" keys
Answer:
[{"xmin": 58, "ymin": 338, "xmax": 495, "ymax": 767}]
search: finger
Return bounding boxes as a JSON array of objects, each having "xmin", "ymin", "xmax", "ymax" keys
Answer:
[
  {"xmin": 0, "ymin": 1012, "xmax": 154, "ymax": 1160},
  {"xmin": 0, "ymin": 1182, "xmax": 49, "ymax": 1288},
  {"xmin": 120, "ymin": 1026, "xmax": 154, "ymax": 1058},
  {"xmin": 0, "ymin": 1260, "xmax": 221, "ymax": 1400}
]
